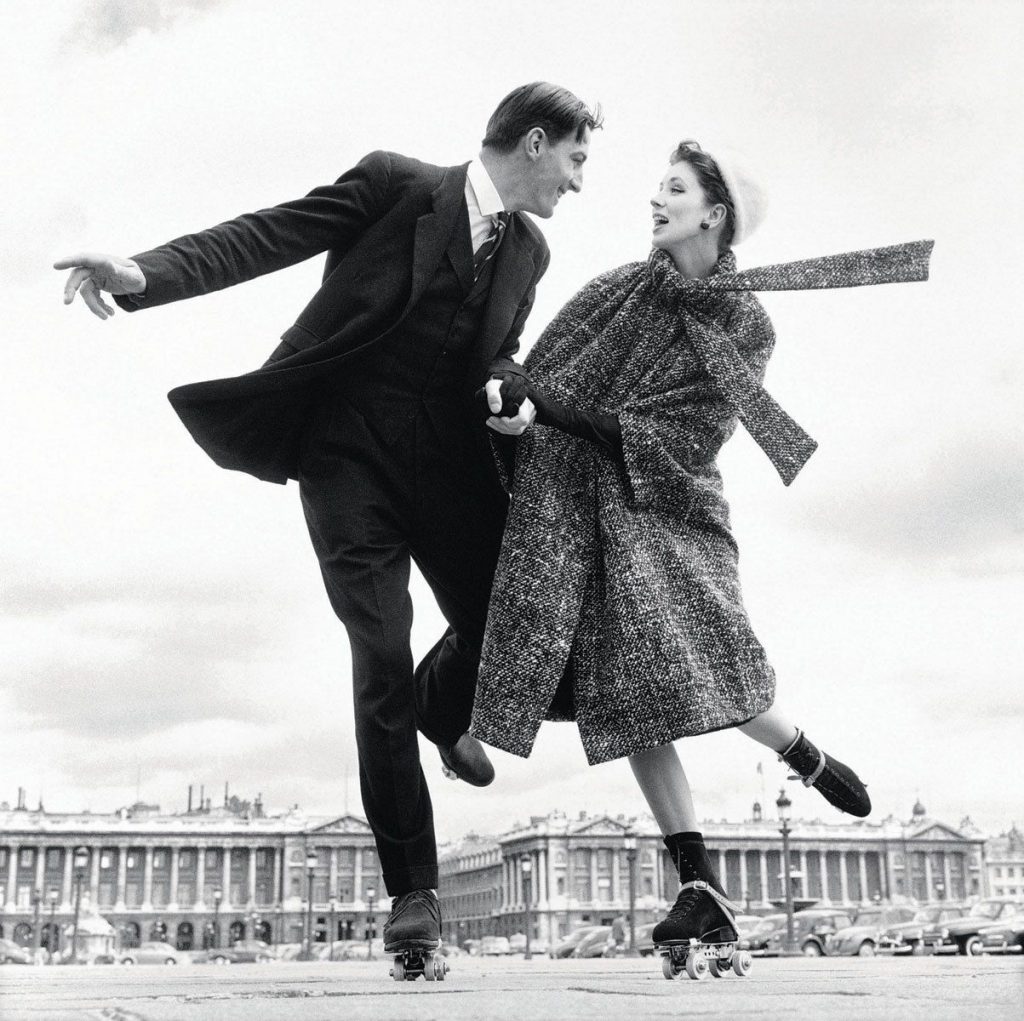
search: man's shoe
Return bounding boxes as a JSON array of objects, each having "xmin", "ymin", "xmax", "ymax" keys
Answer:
[
  {"xmin": 383, "ymin": 889, "xmax": 441, "ymax": 952},
  {"xmin": 439, "ymin": 733, "xmax": 495, "ymax": 787}
]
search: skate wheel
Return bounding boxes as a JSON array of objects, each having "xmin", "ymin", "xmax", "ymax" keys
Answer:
[
  {"xmin": 661, "ymin": 955, "xmax": 679, "ymax": 980},
  {"xmin": 434, "ymin": 957, "xmax": 448, "ymax": 981},
  {"xmin": 423, "ymin": 953, "xmax": 436, "ymax": 981},
  {"xmin": 391, "ymin": 957, "xmax": 405, "ymax": 982},
  {"xmin": 708, "ymin": 956, "xmax": 723, "ymax": 978},
  {"xmin": 685, "ymin": 949, "xmax": 709, "ymax": 980},
  {"xmin": 731, "ymin": 950, "xmax": 752, "ymax": 977}
]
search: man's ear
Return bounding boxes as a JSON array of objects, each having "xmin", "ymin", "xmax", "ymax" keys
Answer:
[{"xmin": 522, "ymin": 127, "xmax": 547, "ymax": 161}]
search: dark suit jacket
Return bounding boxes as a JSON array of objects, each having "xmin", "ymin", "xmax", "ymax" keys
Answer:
[{"xmin": 116, "ymin": 151, "xmax": 550, "ymax": 483}]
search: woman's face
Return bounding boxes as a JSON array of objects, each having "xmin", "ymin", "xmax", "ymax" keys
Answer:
[{"xmin": 650, "ymin": 160, "xmax": 714, "ymax": 250}]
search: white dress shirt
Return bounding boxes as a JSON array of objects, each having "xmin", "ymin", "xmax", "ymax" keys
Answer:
[{"xmin": 464, "ymin": 159, "xmax": 506, "ymax": 254}]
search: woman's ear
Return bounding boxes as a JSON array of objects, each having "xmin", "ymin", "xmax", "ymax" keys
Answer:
[{"xmin": 706, "ymin": 203, "xmax": 728, "ymax": 229}]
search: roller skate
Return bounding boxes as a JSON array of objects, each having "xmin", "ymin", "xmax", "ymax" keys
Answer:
[
  {"xmin": 654, "ymin": 881, "xmax": 751, "ymax": 981},
  {"xmin": 781, "ymin": 729, "xmax": 871, "ymax": 817},
  {"xmin": 383, "ymin": 889, "xmax": 449, "ymax": 982}
]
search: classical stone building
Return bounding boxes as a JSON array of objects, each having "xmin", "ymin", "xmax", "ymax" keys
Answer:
[
  {"xmin": 985, "ymin": 824, "xmax": 1024, "ymax": 899},
  {"xmin": 0, "ymin": 789, "xmax": 387, "ymax": 952},
  {"xmin": 438, "ymin": 801, "xmax": 989, "ymax": 947}
]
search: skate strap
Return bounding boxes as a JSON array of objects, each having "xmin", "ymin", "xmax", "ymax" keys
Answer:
[
  {"xmin": 680, "ymin": 880, "xmax": 738, "ymax": 922},
  {"xmin": 788, "ymin": 749, "xmax": 828, "ymax": 788}
]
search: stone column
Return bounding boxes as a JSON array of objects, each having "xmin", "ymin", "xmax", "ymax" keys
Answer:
[
  {"xmin": 115, "ymin": 846, "xmax": 128, "ymax": 910},
  {"xmin": 354, "ymin": 847, "xmax": 363, "ymax": 900},
  {"xmin": 142, "ymin": 847, "xmax": 154, "ymax": 909},
  {"xmin": 34, "ymin": 845, "xmax": 46, "ymax": 895},
  {"xmin": 798, "ymin": 850, "xmax": 809, "ymax": 899},
  {"xmin": 611, "ymin": 849, "xmax": 621, "ymax": 904},
  {"xmin": 839, "ymin": 853, "xmax": 850, "ymax": 904},
  {"xmin": 943, "ymin": 852, "xmax": 953, "ymax": 900},
  {"xmin": 589, "ymin": 849, "xmax": 598, "ymax": 903},
  {"xmin": 820, "ymin": 850, "xmax": 830, "ymax": 902},
  {"xmin": 272, "ymin": 847, "xmax": 282, "ymax": 906},
  {"xmin": 88, "ymin": 847, "xmax": 100, "ymax": 909},
  {"xmin": 196, "ymin": 847, "xmax": 207, "ymax": 907},
  {"xmin": 759, "ymin": 852, "xmax": 769, "ymax": 906},
  {"xmin": 6, "ymin": 845, "xmax": 19, "ymax": 906},
  {"xmin": 222, "ymin": 847, "xmax": 232, "ymax": 906},
  {"xmin": 924, "ymin": 853, "xmax": 934, "ymax": 900},
  {"xmin": 249, "ymin": 848, "xmax": 258, "ymax": 907},
  {"xmin": 169, "ymin": 848, "xmax": 180, "ymax": 909},
  {"xmin": 328, "ymin": 848, "xmax": 338, "ymax": 903},
  {"xmin": 718, "ymin": 850, "xmax": 727, "ymax": 892},
  {"xmin": 739, "ymin": 850, "xmax": 749, "ymax": 905},
  {"xmin": 859, "ymin": 853, "xmax": 869, "ymax": 904},
  {"xmin": 61, "ymin": 847, "xmax": 74, "ymax": 907}
]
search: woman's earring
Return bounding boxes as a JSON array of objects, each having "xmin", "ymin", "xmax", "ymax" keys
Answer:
[{"xmin": 700, "ymin": 220, "xmax": 710, "ymax": 230}]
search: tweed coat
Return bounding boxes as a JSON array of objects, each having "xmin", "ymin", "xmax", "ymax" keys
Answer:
[{"xmin": 472, "ymin": 241, "xmax": 933, "ymax": 765}]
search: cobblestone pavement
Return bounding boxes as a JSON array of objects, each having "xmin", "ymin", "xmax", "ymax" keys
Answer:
[{"xmin": 0, "ymin": 954, "xmax": 1021, "ymax": 1021}]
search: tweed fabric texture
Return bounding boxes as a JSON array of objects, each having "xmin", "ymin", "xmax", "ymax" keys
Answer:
[{"xmin": 472, "ymin": 241, "xmax": 932, "ymax": 766}]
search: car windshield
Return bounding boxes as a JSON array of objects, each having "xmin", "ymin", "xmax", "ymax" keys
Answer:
[
  {"xmin": 750, "ymin": 915, "xmax": 785, "ymax": 936},
  {"xmin": 972, "ymin": 901, "xmax": 1005, "ymax": 919},
  {"xmin": 851, "ymin": 911, "xmax": 882, "ymax": 927},
  {"xmin": 912, "ymin": 908, "xmax": 942, "ymax": 923}
]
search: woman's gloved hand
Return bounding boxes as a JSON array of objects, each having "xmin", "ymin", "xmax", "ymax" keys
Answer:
[{"xmin": 474, "ymin": 372, "xmax": 529, "ymax": 420}]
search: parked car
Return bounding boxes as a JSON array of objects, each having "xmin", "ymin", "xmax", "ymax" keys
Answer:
[
  {"xmin": 826, "ymin": 907, "xmax": 918, "ymax": 957},
  {"xmin": 932, "ymin": 899, "xmax": 1024, "ymax": 956},
  {"xmin": 633, "ymin": 922, "xmax": 658, "ymax": 957},
  {"xmin": 742, "ymin": 909, "xmax": 854, "ymax": 957},
  {"xmin": 573, "ymin": 926, "xmax": 613, "ymax": 958},
  {"xmin": 479, "ymin": 935, "xmax": 511, "ymax": 956},
  {"xmin": 118, "ymin": 941, "xmax": 183, "ymax": 966},
  {"xmin": 462, "ymin": 938, "xmax": 481, "ymax": 956},
  {"xmin": 549, "ymin": 926, "xmax": 600, "ymax": 959},
  {"xmin": 194, "ymin": 939, "xmax": 275, "ymax": 964},
  {"xmin": 975, "ymin": 908, "xmax": 1024, "ymax": 954},
  {"xmin": 0, "ymin": 938, "xmax": 34, "ymax": 965},
  {"xmin": 878, "ymin": 904, "xmax": 969, "ymax": 955},
  {"xmin": 507, "ymin": 934, "xmax": 548, "ymax": 955},
  {"xmin": 336, "ymin": 939, "xmax": 385, "ymax": 960}
]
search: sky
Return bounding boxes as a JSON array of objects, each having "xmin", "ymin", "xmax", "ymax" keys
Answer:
[{"xmin": 1, "ymin": 0, "xmax": 1022, "ymax": 844}]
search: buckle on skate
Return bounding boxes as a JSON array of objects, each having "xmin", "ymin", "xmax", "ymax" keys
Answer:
[{"xmin": 787, "ymin": 749, "xmax": 827, "ymax": 788}]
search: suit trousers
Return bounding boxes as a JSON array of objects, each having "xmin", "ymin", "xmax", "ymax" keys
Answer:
[{"xmin": 297, "ymin": 395, "xmax": 507, "ymax": 896}]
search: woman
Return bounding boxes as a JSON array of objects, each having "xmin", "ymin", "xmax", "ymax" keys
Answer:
[{"xmin": 473, "ymin": 140, "xmax": 932, "ymax": 946}]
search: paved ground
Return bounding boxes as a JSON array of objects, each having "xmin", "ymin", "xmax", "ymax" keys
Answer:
[{"xmin": 1, "ymin": 955, "xmax": 1021, "ymax": 1021}]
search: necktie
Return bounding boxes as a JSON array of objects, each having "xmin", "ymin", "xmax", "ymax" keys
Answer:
[{"xmin": 474, "ymin": 212, "xmax": 508, "ymax": 279}]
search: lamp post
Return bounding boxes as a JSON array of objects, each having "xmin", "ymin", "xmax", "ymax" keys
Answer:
[
  {"xmin": 776, "ymin": 788, "xmax": 796, "ymax": 955},
  {"xmin": 32, "ymin": 888, "xmax": 42, "ymax": 957},
  {"xmin": 274, "ymin": 904, "xmax": 283, "ymax": 948},
  {"xmin": 521, "ymin": 855, "xmax": 533, "ymax": 961},
  {"xmin": 623, "ymin": 832, "xmax": 638, "ymax": 956},
  {"xmin": 47, "ymin": 888, "xmax": 59, "ymax": 963},
  {"xmin": 365, "ymin": 885, "xmax": 376, "ymax": 961},
  {"xmin": 212, "ymin": 888, "xmax": 223, "ymax": 949},
  {"xmin": 328, "ymin": 898, "xmax": 337, "ymax": 961},
  {"xmin": 304, "ymin": 848, "xmax": 317, "ymax": 961},
  {"xmin": 69, "ymin": 846, "xmax": 89, "ymax": 965}
]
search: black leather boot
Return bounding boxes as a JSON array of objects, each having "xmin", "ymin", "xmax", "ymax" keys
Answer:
[
  {"xmin": 781, "ymin": 729, "xmax": 871, "ymax": 817},
  {"xmin": 653, "ymin": 881, "xmax": 739, "ymax": 945}
]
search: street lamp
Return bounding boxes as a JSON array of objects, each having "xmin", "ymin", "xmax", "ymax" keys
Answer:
[
  {"xmin": 47, "ymin": 888, "xmax": 59, "ymax": 963},
  {"xmin": 776, "ymin": 788, "xmax": 796, "ymax": 955},
  {"xmin": 32, "ymin": 887, "xmax": 42, "ymax": 957},
  {"xmin": 304, "ymin": 848, "xmax": 317, "ymax": 961},
  {"xmin": 69, "ymin": 846, "xmax": 89, "ymax": 965},
  {"xmin": 521, "ymin": 855, "xmax": 533, "ymax": 961},
  {"xmin": 328, "ymin": 897, "xmax": 337, "ymax": 961},
  {"xmin": 212, "ymin": 888, "xmax": 223, "ymax": 949},
  {"xmin": 623, "ymin": 832, "xmax": 638, "ymax": 957},
  {"xmin": 365, "ymin": 885, "xmax": 376, "ymax": 961},
  {"xmin": 274, "ymin": 904, "xmax": 283, "ymax": 947}
]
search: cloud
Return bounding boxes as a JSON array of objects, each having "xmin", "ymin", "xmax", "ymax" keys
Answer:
[
  {"xmin": 67, "ymin": 0, "xmax": 226, "ymax": 51},
  {"xmin": 800, "ymin": 435, "xmax": 1024, "ymax": 571}
]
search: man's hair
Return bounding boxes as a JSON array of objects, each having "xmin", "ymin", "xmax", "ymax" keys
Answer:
[
  {"xmin": 482, "ymin": 82, "xmax": 603, "ymax": 152},
  {"xmin": 668, "ymin": 140, "xmax": 736, "ymax": 252}
]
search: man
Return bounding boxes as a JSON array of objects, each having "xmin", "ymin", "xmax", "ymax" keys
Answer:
[{"xmin": 55, "ymin": 83, "xmax": 600, "ymax": 952}]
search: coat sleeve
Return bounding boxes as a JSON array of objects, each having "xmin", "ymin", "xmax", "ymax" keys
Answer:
[
  {"xmin": 114, "ymin": 150, "xmax": 394, "ymax": 311},
  {"xmin": 616, "ymin": 296, "xmax": 775, "ymax": 515}
]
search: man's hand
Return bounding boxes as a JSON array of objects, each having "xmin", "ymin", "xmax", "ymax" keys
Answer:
[
  {"xmin": 487, "ymin": 396, "xmax": 536, "ymax": 436},
  {"xmin": 53, "ymin": 252, "xmax": 147, "ymax": 320}
]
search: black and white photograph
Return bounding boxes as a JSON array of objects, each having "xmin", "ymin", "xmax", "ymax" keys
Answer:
[{"xmin": 1, "ymin": 1, "xmax": 1021, "ymax": 1017}]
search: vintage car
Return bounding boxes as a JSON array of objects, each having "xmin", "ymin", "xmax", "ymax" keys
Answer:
[
  {"xmin": 742, "ymin": 909, "xmax": 854, "ymax": 957},
  {"xmin": 479, "ymin": 935, "xmax": 511, "ymax": 956},
  {"xmin": 877, "ymin": 904, "xmax": 969, "ymax": 954},
  {"xmin": 0, "ymin": 938, "xmax": 35, "ymax": 965},
  {"xmin": 931, "ymin": 898, "xmax": 1024, "ymax": 955},
  {"xmin": 194, "ymin": 938, "xmax": 275, "ymax": 964},
  {"xmin": 826, "ymin": 906, "xmax": 918, "ymax": 957},
  {"xmin": 572, "ymin": 926, "xmax": 613, "ymax": 958},
  {"xmin": 975, "ymin": 908, "xmax": 1024, "ymax": 954},
  {"xmin": 549, "ymin": 926, "xmax": 601, "ymax": 959},
  {"xmin": 118, "ymin": 940, "xmax": 183, "ymax": 966}
]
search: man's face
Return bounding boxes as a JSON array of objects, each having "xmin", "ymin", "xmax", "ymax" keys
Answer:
[{"xmin": 521, "ymin": 127, "xmax": 591, "ymax": 218}]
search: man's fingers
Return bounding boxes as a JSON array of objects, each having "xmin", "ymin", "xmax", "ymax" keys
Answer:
[
  {"xmin": 80, "ymin": 280, "xmax": 111, "ymax": 320},
  {"xmin": 485, "ymin": 378, "xmax": 504, "ymax": 413},
  {"xmin": 63, "ymin": 267, "xmax": 93, "ymax": 305},
  {"xmin": 53, "ymin": 253, "xmax": 106, "ymax": 271}
]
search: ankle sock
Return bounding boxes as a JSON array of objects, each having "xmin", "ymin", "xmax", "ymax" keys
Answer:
[{"xmin": 663, "ymin": 831, "xmax": 728, "ymax": 898}]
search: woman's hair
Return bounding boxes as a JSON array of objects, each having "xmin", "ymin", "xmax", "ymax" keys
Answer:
[
  {"xmin": 483, "ymin": 82, "xmax": 603, "ymax": 152},
  {"xmin": 669, "ymin": 140, "xmax": 735, "ymax": 252}
]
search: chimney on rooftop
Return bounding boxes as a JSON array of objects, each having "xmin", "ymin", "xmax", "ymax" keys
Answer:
[
  {"xmin": 188, "ymin": 785, "xmax": 194, "ymax": 813},
  {"xmin": 224, "ymin": 782, "xmax": 229, "ymax": 807}
]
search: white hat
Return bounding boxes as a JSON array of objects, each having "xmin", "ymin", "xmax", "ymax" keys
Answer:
[{"xmin": 706, "ymin": 146, "xmax": 768, "ymax": 245}]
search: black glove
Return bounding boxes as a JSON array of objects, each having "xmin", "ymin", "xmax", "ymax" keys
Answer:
[{"xmin": 474, "ymin": 372, "xmax": 529, "ymax": 420}]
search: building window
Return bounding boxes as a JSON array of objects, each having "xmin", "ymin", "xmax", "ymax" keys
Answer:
[
  {"xmin": 19, "ymin": 849, "xmax": 35, "ymax": 869},
  {"xmin": 46, "ymin": 848, "xmax": 62, "ymax": 870},
  {"xmin": 180, "ymin": 851, "xmax": 193, "ymax": 869},
  {"xmin": 0, "ymin": 848, "xmax": 7, "ymax": 867}
]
